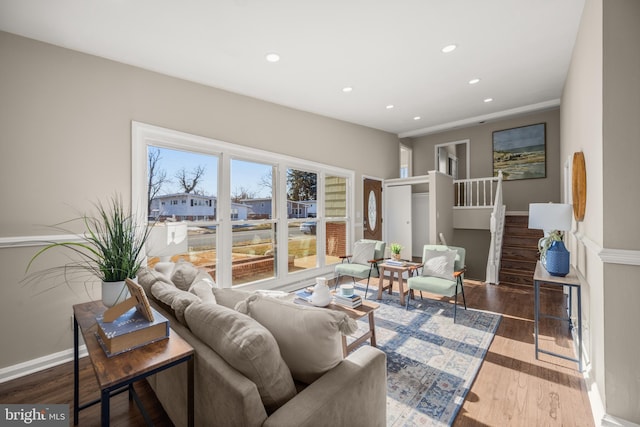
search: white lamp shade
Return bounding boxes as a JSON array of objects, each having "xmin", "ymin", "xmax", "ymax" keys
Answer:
[
  {"xmin": 528, "ymin": 203, "xmax": 572, "ymax": 232},
  {"xmin": 147, "ymin": 222, "xmax": 188, "ymax": 259}
]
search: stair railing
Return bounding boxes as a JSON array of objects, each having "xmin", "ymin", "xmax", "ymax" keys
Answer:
[
  {"xmin": 454, "ymin": 175, "xmax": 501, "ymax": 208},
  {"xmin": 485, "ymin": 171, "xmax": 505, "ymax": 284}
]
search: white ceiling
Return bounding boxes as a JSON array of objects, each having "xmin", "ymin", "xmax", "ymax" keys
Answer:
[{"xmin": 0, "ymin": 0, "xmax": 585, "ymax": 137}]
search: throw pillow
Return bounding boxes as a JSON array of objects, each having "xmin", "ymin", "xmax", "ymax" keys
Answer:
[
  {"xmin": 137, "ymin": 267, "xmax": 172, "ymax": 298},
  {"xmin": 212, "ymin": 288, "xmax": 254, "ymax": 309},
  {"xmin": 188, "ymin": 279, "xmax": 216, "ymax": 304},
  {"xmin": 422, "ymin": 249, "xmax": 457, "ymax": 280},
  {"xmin": 171, "ymin": 260, "xmax": 200, "ymax": 291},
  {"xmin": 151, "ymin": 281, "xmax": 200, "ymax": 325},
  {"xmin": 236, "ymin": 294, "xmax": 358, "ymax": 384},
  {"xmin": 184, "ymin": 302, "xmax": 296, "ymax": 414},
  {"xmin": 351, "ymin": 240, "xmax": 376, "ymax": 265}
]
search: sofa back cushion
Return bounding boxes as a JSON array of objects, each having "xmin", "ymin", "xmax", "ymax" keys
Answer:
[
  {"xmin": 236, "ymin": 295, "xmax": 358, "ymax": 384},
  {"xmin": 151, "ymin": 281, "xmax": 201, "ymax": 325},
  {"xmin": 185, "ymin": 302, "xmax": 296, "ymax": 414}
]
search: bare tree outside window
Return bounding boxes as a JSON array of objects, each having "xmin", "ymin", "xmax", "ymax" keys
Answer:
[
  {"xmin": 175, "ymin": 165, "xmax": 206, "ymax": 194},
  {"xmin": 148, "ymin": 148, "xmax": 169, "ymax": 215}
]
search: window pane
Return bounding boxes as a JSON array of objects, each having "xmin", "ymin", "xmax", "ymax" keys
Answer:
[
  {"xmin": 325, "ymin": 175, "xmax": 347, "ymax": 217},
  {"xmin": 231, "ymin": 159, "xmax": 275, "ymax": 285},
  {"xmin": 148, "ymin": 146, "xmax": 218, "ymax": 220},
  {"xmin": 147, "ymin": 146, "xmax": 219, "ymax": 282},
  {"xmin": 289, "ymin": 219, "xmax": 317, "ymax": 272},
  {"xmin": 326, "ymin": 221, "xmax": 347, "ymax": 265},
  {"xmin": 232, "ymin": 223, "xmax": 276, "ymax": 285},
  {"xmin": 231, "ymin": 159, "xmax": 273, "ymax": 220},
  {"xmin": 287, "ymin": 169, "xmax": 317, "ymax": 218}
]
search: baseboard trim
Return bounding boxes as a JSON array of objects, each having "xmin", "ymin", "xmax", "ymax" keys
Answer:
[
  {"xmin": 0, "ymin": 346, "xmax": 87, "ymax": 384},
  {"xmin": 602, "ymin": 414, "xmax": 640, "ymax": 427}
]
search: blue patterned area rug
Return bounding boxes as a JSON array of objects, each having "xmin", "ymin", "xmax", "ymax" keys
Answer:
[{"xmin": 347, "ymin": 284, "xmax": 501, "ymax": 426}]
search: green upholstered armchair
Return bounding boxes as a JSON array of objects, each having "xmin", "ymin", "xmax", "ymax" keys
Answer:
[
  {"xmin": 406, "ymin": 245, "xmax": 467, "ymax": 322},
  {"xmin": 334, "ymin": 239, "xmax": 386, "ymax": 299}
]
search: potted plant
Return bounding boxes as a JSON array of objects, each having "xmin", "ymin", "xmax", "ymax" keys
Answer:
[
  {"xmin": 26, "ymin": 194, "xmax": 152, "ymax": 307},
  {"xmin": 389, "ymin": 243, "xmax": 402, "ymax": 261}
]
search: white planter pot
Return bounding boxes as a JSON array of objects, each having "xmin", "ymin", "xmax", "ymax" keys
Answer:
[{"xmin": 102, "ymin": 278, "xmax": 133, "ymax": 307}]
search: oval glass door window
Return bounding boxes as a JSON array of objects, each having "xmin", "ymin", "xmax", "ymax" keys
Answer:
[{"xmin": 368, "ymin": 190, "xmax": 377, "ymax": 232}]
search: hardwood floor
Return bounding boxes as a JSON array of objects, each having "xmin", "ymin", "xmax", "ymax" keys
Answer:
[{"xmin": 0, "ymin": 280, "xmax": 594, "ymax": 426}]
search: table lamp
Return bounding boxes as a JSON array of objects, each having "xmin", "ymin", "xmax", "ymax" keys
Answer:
[
  {"xmin": 147, "ymin": 222, "xmax": 188, "ymax": 274},
  {"xmin": 528, "ymin": 203, "xmax": 572, "ymax": 276}
]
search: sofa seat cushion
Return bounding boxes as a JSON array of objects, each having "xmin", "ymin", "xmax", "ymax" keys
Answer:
[
  {"xmin": 236, "ymin": 295, "xmax": 358, "ymax": 384},
  {"xmin": 185, "ymin": 301, "xmax": 296, "ymax": 414}
]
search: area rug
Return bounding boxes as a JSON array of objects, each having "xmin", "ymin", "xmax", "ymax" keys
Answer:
[{"xmin": 347, "ymin": 284, "xmax": 501, "ymax": 427}]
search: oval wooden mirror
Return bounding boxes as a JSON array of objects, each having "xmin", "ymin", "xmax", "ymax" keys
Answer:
[{"xmin": 572, "ymin": 152, "xmax": 586, "ymax": 221}]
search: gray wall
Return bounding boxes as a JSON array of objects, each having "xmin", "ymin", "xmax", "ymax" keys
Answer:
[
  {"xmin": 409, "ymin": 109, "xmax": 561, "ymax": 279},
  {"xmin": 0, "ymin": 31, "xmax": 399, "ymax": 370},
  {"xmin": 561, "ymin": 0, "xmax": 640, "ymax": 423},
  {"xmin": 411, "ymin": 108, "xmax": 562, "ymax": 211}
]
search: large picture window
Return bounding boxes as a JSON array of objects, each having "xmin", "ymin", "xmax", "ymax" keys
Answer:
[{"xmin": 132, "ymin": 122, "xmax": 353, "ymax": 289}]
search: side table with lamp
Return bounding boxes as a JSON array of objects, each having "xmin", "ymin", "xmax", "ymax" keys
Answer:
[{"xmin": 528, "ymin": 202, "xmax": 582, "ymax": 371}]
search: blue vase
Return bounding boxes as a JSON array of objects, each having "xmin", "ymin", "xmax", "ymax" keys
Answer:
[{"xmin": 544, "ymin": 240, "xmax": 570, "ymax": 277}]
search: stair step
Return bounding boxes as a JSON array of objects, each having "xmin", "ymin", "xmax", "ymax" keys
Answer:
[
  {"xmin": 499, "ymin": 268, "xmax": 534, "ymax": 286},
  {"xmin": 503, "ymin": 235, "xmax": 540, "ymax": 247},
  {"xmin": 501, "ymin": 258, "xmax": 537, "ymax": 271},
  {"xmin": 504, "ymin": 225, "xmax": 542, "ymax": 238},
  {"xmin": 504, "ymin": 215, "xmax": 529, "ymax": 226},
  {"xmin": 501, "ymin": 246, "xmax": 539, "ymax": 260}
]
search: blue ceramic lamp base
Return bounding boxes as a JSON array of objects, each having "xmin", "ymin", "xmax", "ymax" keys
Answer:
[{"xmin": 544, "ymin": 240, "xmax": 570, "ymax": 277}]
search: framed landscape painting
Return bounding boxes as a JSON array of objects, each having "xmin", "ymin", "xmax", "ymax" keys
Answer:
[{"xmin": 493, "ymin": 123, "xmax": 546, "ymax": 180}]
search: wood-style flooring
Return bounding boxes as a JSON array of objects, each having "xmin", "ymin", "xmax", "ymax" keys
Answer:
[{"xmin": 0, "ymin": 280, "xmax": 594, "ymax": 426}]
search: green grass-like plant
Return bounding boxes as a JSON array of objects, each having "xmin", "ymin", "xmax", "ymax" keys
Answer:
[{"xmin": 26, "ymin": 195, "xmax": 151, "ymax": 283}]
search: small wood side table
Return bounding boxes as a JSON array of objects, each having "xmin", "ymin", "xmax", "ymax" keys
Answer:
[
  {"xmin": 377, "ymin": 262, "xmax": 420, "ymax": 305},
  {"xmin": 533, "ymin": 261, "xmax": 583, "ymax": 371},
  {"xmin": 73, "ymin": 301, "xmax": 195, "ymax": 426}
]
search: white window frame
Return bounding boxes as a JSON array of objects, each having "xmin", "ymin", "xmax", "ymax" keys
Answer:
[{"xmin": 132, "ymin": 121, "xmax": 354, "ymax": 290}]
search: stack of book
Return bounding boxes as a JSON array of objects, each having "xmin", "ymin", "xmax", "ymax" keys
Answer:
[
  {"xmin": 95, "ymin": 306, "xmax": 169, "ymax": 357},
  {"xmin": 385, "ymin": 259, "xmax": 406, "ymax": 267},
  {"xmin": 333, "ymin": 293, "xmax": 362, "ymax": 308}
]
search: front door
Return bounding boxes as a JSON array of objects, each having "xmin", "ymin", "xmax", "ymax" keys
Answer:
[{"xmin": 363, "ymin": 178, "xmax": 382, "ymax": 241}]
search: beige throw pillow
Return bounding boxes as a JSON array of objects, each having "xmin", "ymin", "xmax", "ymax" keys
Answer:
[
  {"xmin": 184, "ymin": 302, "xmax": 296, "ymax": 414},
  {"xmin": 422, "ymin": 249, "xmax": 457, "ymax": 280},
  {"xmin": 170, "ymin": 260, "xmax": 200, "ymax": 291},
  {"xmin": 151, "ymin": 281, "xmax": 200, "ymax": 325},
  {"xmin": 236, "ymin": 294, "xmax": 358, "ymax": 384},
  {"xmin": 188, "ymin": 279, "xmax": 216, "ymax": 304}
]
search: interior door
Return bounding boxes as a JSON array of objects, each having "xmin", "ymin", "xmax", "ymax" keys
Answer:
[
  {"xmin": 411, "ymin": 193, "xmax": 429, "ymax": 258},
  {"xmin": 385, "ymin": 185, "xmax": 412, "ymax": 260},
  {"xmin": 363, "ymin": 178, "xmax": 382, "ymax": 241}
]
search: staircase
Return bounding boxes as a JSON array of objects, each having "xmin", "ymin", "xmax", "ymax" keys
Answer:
[{"xmin": 498, "ymin": 215, "xmax": 542, "ymax": 287}]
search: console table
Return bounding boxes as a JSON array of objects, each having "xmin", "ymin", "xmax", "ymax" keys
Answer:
[
  {"xmin": 533, "ymin": 261, "xmax": 582, "ymax": 371},
  {"xmin": 73, "ymin": 301, "xmax": 194, "ymax": 426}
]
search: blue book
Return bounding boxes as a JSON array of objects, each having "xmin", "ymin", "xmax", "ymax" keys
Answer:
[
  {"xmin": 96, "ymin": 306, "xmax": 169, "ymax": 357},
  {"xmin": 295, "ymin": 289, "xmax": 313, "ymax": 303}
]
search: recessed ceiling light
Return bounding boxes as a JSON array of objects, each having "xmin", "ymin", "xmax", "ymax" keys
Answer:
[
  {"xmin": 469, "ymin": 78, "xmax": 481, "ymax": 85},
  {"xmin": 386, "ymin": 104, "xmax": 395, "ymax": 109},
  {"xmin": 265, "ymin": 53, "xmax": 280, "ymax": 63},
  {"xmin": 441, "ymin": 44, "xmax": 457, "ymax": 53},
  {"xmin": 342, "ymin": 87, "xmax": 353, "ymax": 93},
  {"xmin": 413, "ymin": 116, "xmax": 421, "ymax": 121},
  {"xmin": 484, "ymin": 98, "xmax": 493, "ymax": 103}
]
